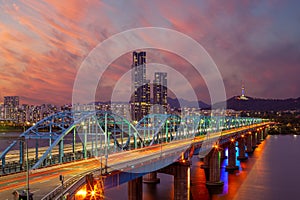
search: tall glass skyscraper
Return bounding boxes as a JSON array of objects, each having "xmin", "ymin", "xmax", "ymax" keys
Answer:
[
  {"xmin": 153, "ymin": 72, "xmax": 168, "ymax": 113},
  {"xmin": 131, "ymin": 51, "xmax": 151, "ymax": 121}
]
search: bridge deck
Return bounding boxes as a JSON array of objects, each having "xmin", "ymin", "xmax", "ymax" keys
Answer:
[{"xmin": 0, "ymin": 122, "xmax": 271, "ymax": 199}]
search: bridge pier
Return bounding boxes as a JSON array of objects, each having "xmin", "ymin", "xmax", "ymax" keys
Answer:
[
  {"xmin": 174, "ymin": 161, "xmax": 190, "ymax": 200},
  {"xmin": 261, "ymin": 129, "xmax": 264, "ymax": 140},
  {"xmin": 256, "ymin": 130, "xmax": 261, "ymax": 144},
  {"xmin": 143, "ymin": 172, "xmax": 160, "ymax": 183},
  {"xmin": 260, "ymin": 130, "xmax": 263, "ymax": 141},
  {"xmin": 252, "ymin": 132, "xmax": 257, "ymax": 150},
  {"xmin": 158, "ymin": 161, "xmax": 191, "ymax": 200},
  {"xmin": 225, "ymin": 139, "xmax": 239, "ymax": 171},
  {"xmin": 128, "ymin": 176, "xmax": 143, "ymax": 200},
  {"xmin": 220, "ymin": 146, "xmax": 227, "ymax": 159},
  {"xmin": 237, "ymin": 136, "xmax": 248, "ymax": 161},
  {"xmin": 200, "ymin": 156, "xmax": 209, "ymax": 169},
  {"xmin": 206, "ymin": 147, "xmax": 223, "ymax": 188},
  {"xmin": 263, "ymin": 127, "xmax": 268, "ymax": 139},
  {"xmin": 246, "ymin": 133, "xmax": 253, "ymax": 154},
  {"xmin": 200, "ymin": 155, "xmax": 210, "ymax": 181}
]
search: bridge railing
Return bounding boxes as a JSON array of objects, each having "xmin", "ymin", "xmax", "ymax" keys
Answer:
[{"xmin": 41, "ymin": 171, "xmax": 90, "ymax": 200}]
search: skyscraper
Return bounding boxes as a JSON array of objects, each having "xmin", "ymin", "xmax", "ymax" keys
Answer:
[
  {"xmin": 131, "ymin": 51, "xmax": 151, "ymax": 121},
  {"xmin": 153, "ymin": 72, "xmax": 168, "ymax": 113}
]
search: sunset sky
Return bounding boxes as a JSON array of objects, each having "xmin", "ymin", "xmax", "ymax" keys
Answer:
[{"xmin": 0, "ymin": 0, "xmax": 299, "ymax": 105}]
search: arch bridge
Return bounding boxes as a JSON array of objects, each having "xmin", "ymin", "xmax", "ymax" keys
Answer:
[{"xmin": 0, "ymin": 110, "xmax": 266, "ymax": 173}]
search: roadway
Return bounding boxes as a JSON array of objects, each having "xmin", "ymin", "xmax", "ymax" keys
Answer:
[{"xmin": 0, "ymin": 159, "xmax": 100, "ymax": 200}]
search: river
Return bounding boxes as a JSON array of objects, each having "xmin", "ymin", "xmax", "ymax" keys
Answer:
[{"xmin": 105, "ymin": 135, "xmax": 300, "ymax": 200}]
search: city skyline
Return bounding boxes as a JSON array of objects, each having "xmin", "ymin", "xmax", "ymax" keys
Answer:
[{"xmin": 0, "ymin": 1, "xmax": 299, "ymax": 105}]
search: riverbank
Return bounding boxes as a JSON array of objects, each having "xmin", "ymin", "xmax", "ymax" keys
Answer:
[
  {"xmin": 0, "ymin": 126, "xmax": 22, "ymax": 133},
  {"xmin": 268, "ymin": 124, "xmax": 300, "ymax": 135}
]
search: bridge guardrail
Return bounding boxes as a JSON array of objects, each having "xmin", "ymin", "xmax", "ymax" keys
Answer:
[
  {"xmin": 58, "ymin": 172, "xmax": 88, "ymax": 199},
  {"xmin": 41, "ymin": 171, "xmax": 89, "ymax": 200}
]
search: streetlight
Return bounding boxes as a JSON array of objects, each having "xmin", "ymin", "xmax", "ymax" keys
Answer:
[
  {"xmin": 26, "ymin": 136, "xmax": 30, "ymax": 200},
  {"xmin": 104, "ymin": 113, "xmax": 108, "ymax": 174},
  {"xmin": 21, "ymin": 135, "xmax": 30, "ymax": 200},
  {"xmin": 59, "ymin": 174, "xmax": 64, "ymax": 199},
  {"xmin": 21, "ymin": 122, "xmax": 31, "ymax": 200}
]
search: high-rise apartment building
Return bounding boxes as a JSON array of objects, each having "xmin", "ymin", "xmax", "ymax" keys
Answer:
[
  {"xmin": 131, "ymin": 51, "xmax": 151, "ymax": 121},
  {"xmin": 153, "ymin": 72, "xmax": 168, "ymax": 113},
  {"xmin": 4, "ymin": 96, "xmax": 19, "ymax": 120},
  {"xmin": 4, "ymin": 96, "xmax": 19, "ymax": 107}
]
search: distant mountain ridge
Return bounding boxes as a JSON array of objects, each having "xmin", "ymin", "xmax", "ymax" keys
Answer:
[
  {"xmin": 225, "ymin": 96, "xmax": 300, "ymax": 111},
  {"xmin": 167, "ymin": 97, "xmax": 209, "ymax": 109}
]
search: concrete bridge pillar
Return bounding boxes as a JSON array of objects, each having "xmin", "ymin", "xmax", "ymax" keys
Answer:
[
  {"xmin": 158, "ymin": 161, "xmax": 191, "ymax": 200},
  {"xmin": 206, "ymin": 147, "xmax": 223, "ymax": 188},
  {"xmin": 263, "ymin": 127, "xmax": 268, "ymax": 139},
  {"xmin": 225, "ymin": 139, "xmax": 239, "ymax": 171},
  {"xmin": 220, "ymin": 146, "xmax": 227, "ymax": 160},
  {"xmin": 174, "ymin": 162, "xmax": 190, "ymax": 200},
  {"xmin": 237, "ymin": 136, "xmax": 248, "ymax": 161},
  {"xmin": 200, "ymin": 155, "xmax": 210, "ymax": 181},
  {"xmin": 263, "ymin": 128, "xmax": 266, "ymax": 139},
  {"xmin": 128, "ymin": 177, "xmax": 143, "ymax": 200},
  {"xmin": 245, "ymin": 133, "xmax": 253, "ymax": 153},
  {"xmin": 251, "ymin": 132, "xmax": 257, "ymax": 150},
  {"xmin": 143, "ymin": 172, "xmax": 160, "ymax": 184},
  {"xmin": 200, "ymin": 155, "xmax": 209, "ymax": 169},
  {"xmin": 256, "ymin": 130, "xmax": 261, "ymax": 144}
]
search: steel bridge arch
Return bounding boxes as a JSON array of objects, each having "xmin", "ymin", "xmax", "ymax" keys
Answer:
[
  {"xmin": 32, "ymin": 110, "xmax": 144, "ymax": 169},
  {"xmin": 135, "ymin": 114, "xmax": 183, "ymax": 146},
  {"xmin": 0, "ymin": 111, "xmax": 144, "ymax": 170}
]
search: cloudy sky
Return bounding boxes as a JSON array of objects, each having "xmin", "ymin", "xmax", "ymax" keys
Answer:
[{"xmin": 0, "ymin": 0, "xmax": 299, "ymax": 105}]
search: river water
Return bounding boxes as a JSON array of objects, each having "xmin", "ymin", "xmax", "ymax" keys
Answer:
[{"xmin": 105, "ymin": 135, "xmax": 300, "ymax": 200}]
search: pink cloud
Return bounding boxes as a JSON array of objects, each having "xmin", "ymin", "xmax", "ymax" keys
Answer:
[{"xmin": 0, "ymin": 0, "xmax": 299, "ymax": 105}]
